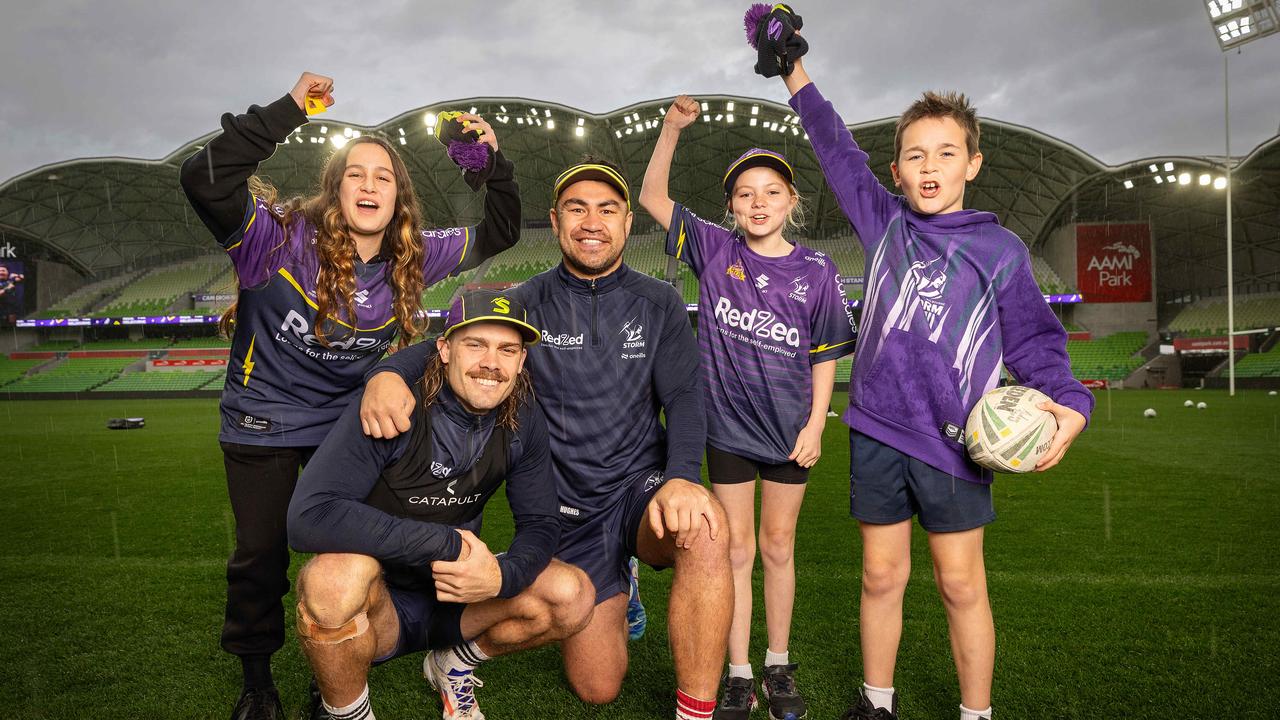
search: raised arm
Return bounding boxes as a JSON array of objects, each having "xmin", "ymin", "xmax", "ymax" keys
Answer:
[
  {"xmin": 639, "ymin": 95, "xmax": 700, "ymax": 233},
  {"xmin": 179, "ymin": 73, "xmax": 328, "ymax": 244}
]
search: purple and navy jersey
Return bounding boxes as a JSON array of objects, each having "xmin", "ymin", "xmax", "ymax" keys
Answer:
[
  {"xmin": 667, "ymin": 204, "xmax": 855, "ymax": 464},
  {"xmin": 216, "ymin": 199, "xmax": 474, "ymax": 446},
  {"xmin": 179, "ymin": 93, "xmax": 521, "ymax": 448},
  {"xmin": 791, "ymin": 83, "xmax": 1093, "ymax": 483}
]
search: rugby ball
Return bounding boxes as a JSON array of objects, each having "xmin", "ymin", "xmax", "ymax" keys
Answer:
[
  {"xmin": 1184, "ymin": 400, "xmax": 1194, "ymax": 408},
  {"xmin": 965, "ymin": 386, "xmax": 1057, "ymax": 473},
  {"xmin": 1143, "ymin": 408, "xmax": 1157, "ymax": 418}
]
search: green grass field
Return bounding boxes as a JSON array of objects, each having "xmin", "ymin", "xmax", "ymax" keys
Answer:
[{"xmin": 1, "ymin": 389, "xmax": 1278, "ymax": 718}]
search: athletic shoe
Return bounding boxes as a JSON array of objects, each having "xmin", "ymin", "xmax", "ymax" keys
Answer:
[
  {"xmin": 839, "ymin": 687, "xmax": 899, "ymax": 720},
  {"xmin": 626, "ymin": 556, "xmax": 647, "ymax": 641},
  {"xmin": 712, "ymin": 675, "xmax": 758, "ymax": 720},
  {"xmin": 424, "ymin": 650, "xmax": 486, "ymax": 720},
  {"xmin": 761, "ymin": 663, "xmax": 806, "ymax": 720},
  {"xmin": 303, "ymin": 678, "xmax": 333, "ymax": 720},
  {"xmin": 229, "ymin": 687, "xmax": 283, "ymax": 720},
  {"xmin": 827, "ymin": 410, "xmax": 839, "ymax": 417}
]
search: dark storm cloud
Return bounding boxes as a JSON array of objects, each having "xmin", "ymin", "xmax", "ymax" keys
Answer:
[{"xmin": 2, "ymin": 0, "xmax": 1277, "ymax": 183}]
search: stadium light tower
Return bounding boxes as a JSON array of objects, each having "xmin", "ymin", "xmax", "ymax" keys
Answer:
[{"xmin": 1202, "ymin": 0, "xmax": 1278, "ymax": 396}]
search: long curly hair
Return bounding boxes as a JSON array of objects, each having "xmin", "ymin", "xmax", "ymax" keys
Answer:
[
  {"xmin": 220, "ymin": 136, "xmax": 427, "ymax": 350},
  {"xmin": 419, "ymin": 345, "xmax": 534, "ymax": 431}
]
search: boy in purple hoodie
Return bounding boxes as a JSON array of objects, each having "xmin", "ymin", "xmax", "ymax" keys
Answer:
[{"xmin": 755, "ymin": 9, "xmax": 1093, "ymax": 720}]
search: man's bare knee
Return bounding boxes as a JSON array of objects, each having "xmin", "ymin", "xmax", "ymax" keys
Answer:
[
  {"xmin": 568, "ymin": 672, "xmax": 624, "ymax": 705},
  {"xmin": 538, "ymin": 563, "xmax": 595, "ymax": 636},
  {"xmin": 297, "ymin": 553, "xmax": 381, "ymax": 626}
]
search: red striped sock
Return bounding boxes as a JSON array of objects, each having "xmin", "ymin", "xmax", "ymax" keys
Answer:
[{"xmin": 675, "ymin": 688, "xmax": 715, "ymax": 720}]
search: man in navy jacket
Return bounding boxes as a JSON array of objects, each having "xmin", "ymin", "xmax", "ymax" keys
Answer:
[
  {"xmin": 288, "ymin": 290, "xmax": 593, "ymax": 720},
  {"xmin": 362, "ymin": 160, "xmax": 732, "ymax": 720}
]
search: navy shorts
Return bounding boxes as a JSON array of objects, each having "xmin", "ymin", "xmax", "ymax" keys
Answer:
[
  {"xmin": 371, "ymin": 573, "xmax": 467, "ymax": 664},
  {"xmin": 707, "ymin": 444, "xmax": 809, "ymax": 485},
  {"xmin": 849, "ymin": 430, "xmax": 995, "ymax": 533},
  {"xmin": 557, "ymin": 468, "xmax": 668, "ymax": 605}
]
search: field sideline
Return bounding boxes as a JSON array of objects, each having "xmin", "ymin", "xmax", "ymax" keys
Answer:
[{"xmin": 1, "ymin": 389, "xmax": 1277, "ymax": 718}]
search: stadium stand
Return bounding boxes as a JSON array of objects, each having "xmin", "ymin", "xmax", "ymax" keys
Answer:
[
  {"xmin": 24, "ymin": 340, "xmax": 81, "ymax": 352},
  {"xmin": 834, "ymin": 357, "xmax": 853, "ymax": 384},
  {"xmin": 1234, "ymin": 344, "xmax": 1280, "ymax": 378},
  {"xmin": 31, "ymin": 270, "xmax": 143, "ymax": 319},
  {"xmin": 78, "ymin": 338, "xmax": 174, "ymax": 351},
  {"xmin": 4, "ymin": 357, "xmax": 138, "ymax": 392},
  {"xmin": 1031, "ymin": 255, "xmax": 1073, "ymax": 295},
  {"xmin": 1067, "ymin": 331, "xmax": 1148, "ymax": 381},
  {"xmin": 94, "ymin": 370, "xmax": 226, "ymax": 392},
  {"xmin": 421, "ymin": 268, "xmax": 483, "ymax": 310},
  {"xmin": 96, "ymin": 256, "xmax": 226, "ymax": 317},
  {"xmin": 1167, "ymin": 292, "xmax": 1280, "ymax": 335},
  {"xmin": 0, "ymin": 358, "xmax": 45, "ymax": 387},
  {"xmin": 167, "ymin": 336, "xmax": 232, "ymax": 349}
]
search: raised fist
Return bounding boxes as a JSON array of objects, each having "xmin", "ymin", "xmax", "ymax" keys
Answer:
[
  {"xmin": 289, "ymin": 72, "xmax": 335, "ymax": 113},
  {"xmin": 664, "ymin": 95, "xmax": 700, "ymax": 130}
]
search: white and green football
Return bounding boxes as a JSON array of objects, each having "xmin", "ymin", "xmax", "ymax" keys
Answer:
[{"xmin": 965, "ymin": 385, "xmax": 1058, "ymax": 473}]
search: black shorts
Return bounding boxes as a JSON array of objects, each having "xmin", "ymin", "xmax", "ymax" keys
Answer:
[
  {"xmin": 371, "ymin": 572, "xmax": 467, "ymax": 664},
  {"xmin": 849, "ymin": 430, "xmax": 995, "ymax": 533},
  {"xmin": 556, "ymin": 468, "xmax": 668, "ymax": 605},
  {"xmin": 707, "ymin": 444, "xmax": 809, "ymax": 485}
]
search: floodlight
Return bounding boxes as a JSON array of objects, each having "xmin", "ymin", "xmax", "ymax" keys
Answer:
[
  {"xmin": 1199, "ymin": 173, "xmax": 1211, "ymax": 185},
  {"xmin": 1123, "ymin": 180, "xmax": 1134, "ymax": 189},
  {"xmin": 1213, "ymin": 176, "xmax": 1227, "ymax": 189},
  {"xmin": 1163, "ymin": 161, "xmax": 1173, "ymax": 171},
  {"xmin": 546, "ymin": 119, "xmax": 555, "ymax": 129},
  {"xmin": 1154, "ymin": 176, "xmax": 1163, "ymax": 184},
  {"xmin": 575, "ymin": 127, "xmax": 585, "ymax": 138},
  {"xmin": 726, "ymin": 101, "xmax": 735, "ymax": 111},
  {"xmin": 1178, "ymin": 172, "xmax": 1192, "ymax": 185}
]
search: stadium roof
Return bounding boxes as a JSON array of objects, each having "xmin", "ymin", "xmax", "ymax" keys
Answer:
[{"xmin": 1, "ymin": 95, "xmax": 1276, "ymax": 298}]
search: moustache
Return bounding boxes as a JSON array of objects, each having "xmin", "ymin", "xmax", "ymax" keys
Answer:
[{"xmin": 467, "ymin": 369, "xmax": 509, "ymax": 383}]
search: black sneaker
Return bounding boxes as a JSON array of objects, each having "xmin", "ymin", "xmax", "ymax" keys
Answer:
[
  {"xmin": 839, "ymin": 687, "xmax": 898, "ymax": 720},
  {"xmin": 303, "ymin": 678, "xmax": 334, "ymax": 720},
  {"xmin": 713, "ymin": 675, "xmax": 758, "ymax": 720},
  {"xmin": 761, "ymin": 664, "xmax": 806, "ymax": 720},
  {"xmin": 230, "ymin": 687, "xmax": 283, "ymax": 720}
]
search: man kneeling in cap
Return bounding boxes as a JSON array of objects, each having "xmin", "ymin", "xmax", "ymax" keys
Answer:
[{"xmin": 287, "ymin": 290, "xmax": 593, "ymax": 720}]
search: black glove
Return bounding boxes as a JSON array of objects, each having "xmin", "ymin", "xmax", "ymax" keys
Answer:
[{"xmin": 746, "ymin": 3, "xmax": 807, "ymax": 78}]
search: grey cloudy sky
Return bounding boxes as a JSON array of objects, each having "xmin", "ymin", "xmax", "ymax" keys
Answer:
[{"xmin": 2, "ymin": 0, "xmax": 1278, "ymax": 183}]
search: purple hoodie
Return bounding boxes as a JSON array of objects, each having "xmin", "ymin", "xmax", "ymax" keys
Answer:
[{"xmin": 791, "ymin": 83, "xmax": 1093, "ymax": 483}]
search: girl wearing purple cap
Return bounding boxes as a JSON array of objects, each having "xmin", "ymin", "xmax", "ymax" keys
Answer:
[{"xmin": 640, "ymin": 94, "xmax": 856, "ymax": 720}]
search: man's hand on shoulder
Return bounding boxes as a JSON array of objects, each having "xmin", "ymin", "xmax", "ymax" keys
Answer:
[{"xmin": 360, "ymin": 372, "xmax": 415, "ymax": 439}]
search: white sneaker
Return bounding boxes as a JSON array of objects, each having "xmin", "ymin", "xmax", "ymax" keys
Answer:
[{"xmin": 423, "ymin": 650, "xmax": 486, "ymax": 720}]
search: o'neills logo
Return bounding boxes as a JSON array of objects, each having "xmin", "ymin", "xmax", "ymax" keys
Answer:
[
  {"xmin": 541, "ymin": 330, "xmax": 584, "ymax": 348},
  {"xmin": 1085, "ymin": 242, "xmax": 1141, "ymax": 288},
  {"xmin": 713, "ymin": 296, "xmax": 801, "ymax": 348}
]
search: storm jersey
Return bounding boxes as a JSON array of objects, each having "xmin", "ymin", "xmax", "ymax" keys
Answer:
[
  {"xmin": 218, "ymin": 199, "xmax": 474, "ymax": 446},
  {"xmin": 667, "ymin": 204, "xmax": 856, "ymax": 464},
  {"xmin": 791, "ymin": 82, "xmax": 1093, "ymax": 483},
  {"xmin": 179, "ymin": 92, "xmax": 522, "ymax": 448}
]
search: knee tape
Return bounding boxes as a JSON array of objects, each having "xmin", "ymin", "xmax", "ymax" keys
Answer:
[{"xmin": 295, "ymin": 602, "xmax": 370, "ymax": 645}]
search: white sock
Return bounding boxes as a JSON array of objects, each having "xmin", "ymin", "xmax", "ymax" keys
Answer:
[
  {"xmin": 863, "ymin": 683, "xmax": 895, "ymax": 711},
  {"xmin": 445, "ymin": 640, "xmax": 489, "ymax": 671},
  {"xmin": 728, "ymin": 662, "xmax": 753, "ymax": 679},
  {"xmin": 764, "ymin": 648, "xmax": 789, "ymax": 667},
  {"xmin": 960, "ymin": 704, "xmax": 992, "ymax": 720},
  {"xmin": 322, "ymin": 684, "xmax": 375, "ymax": 720}
]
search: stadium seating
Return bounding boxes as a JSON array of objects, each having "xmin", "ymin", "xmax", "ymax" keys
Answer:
[
  {"xmin": 78, "ymin": 338, "xmax": 174, "ymax": 351},
  {"xmin": 1234, "ymin": 344, "xmax": 1280, "ymax": 378},
  {"xmin": 32, "ymin": 270, "xmax": 142, "ymax": 318},
  {"xmin": 93, "ymin": 370, "xmax": 226, "ymax": 392},
  {"xmin": 0, "ymin": 357, "xmax": 46, "ymax": 387},
  {"xmin": 1167, "ymin": 293, "xmax": 1280, "ymax": 335},
  {"xmin": 1067, "ymin": 331, "xmax": 1148, "ymax": 381},
  {"xmin": 421, "ymin": 268, "xmax": 483, "ymax": 310},
  {"xmin": 96, "ymin": 256, "xmax": 226, "ymax": 317},
  {"xmin": 4, "ymin": 357, "xmax": 138, "ymax": 392},
  {"xmin": 167, "ymin": 336, "xmax": 232, "ymax": 349},
  {"xmin": 1031, "ymin": 256, "xmax": 1074, "ymax": 295},
  {"xmin": 24, "ymin": 340, "xmax": 81, "ymax": 352}
]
